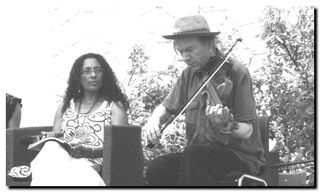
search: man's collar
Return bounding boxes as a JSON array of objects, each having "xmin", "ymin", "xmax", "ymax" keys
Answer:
[
  {"xmin": 195, "ymin": 55, "xmax": 233, "ymax": 79},
  {"xmin": 195, "ymin": 56, "xmax": 222, "ymax": 77}
]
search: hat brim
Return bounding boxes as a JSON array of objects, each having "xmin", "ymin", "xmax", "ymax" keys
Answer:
[{"xmin": 162, "ymin": 32, "xmax": 220, "ymax": 39}]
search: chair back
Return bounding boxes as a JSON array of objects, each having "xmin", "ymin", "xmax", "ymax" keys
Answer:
[
  {"xmin": 257, "ymin": 115, "xmax": 269, "ymax": 160},
  {"xmin": 6, "ymin": 126, "xmax": 53, "ymax": 186},
  {"xmin": 257, "ymin": 115, "xmax": 279, "ymax": 186},
  {"xmin": 102, "ymin": 125, "xmax": 144, "ymax": 186}
]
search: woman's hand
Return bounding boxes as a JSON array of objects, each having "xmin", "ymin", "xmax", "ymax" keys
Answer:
[
  {"xmin": 68, "ymin": 143, "xmax": 92, "ymax": 158},
  {"xmin": 40, "ymin": 131, "xmax": 56, "ymax": 139}
]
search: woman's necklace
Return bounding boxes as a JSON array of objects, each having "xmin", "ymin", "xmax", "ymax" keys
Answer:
[{"xmin": 76, "ymin": 96, "xmax": 100, "ymax": 129}]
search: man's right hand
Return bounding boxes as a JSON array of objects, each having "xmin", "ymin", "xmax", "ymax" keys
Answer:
[
  {"xmin": 142, "ymin": 117, "xmax": 162, "ymax": 147},
  {"xmin": 142, "ymin": 105, "xmax": 169, "ymax": 147}
]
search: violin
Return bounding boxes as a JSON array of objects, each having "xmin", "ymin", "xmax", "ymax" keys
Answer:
[
  {"xmin": 205, "ymin": 77, "xmax": 233, "ymax": 105},
  {"xmin": 191, "ymin": 60, "xmax": 237, "ymax": 146},
  {"xmin": 146, "ymin": 38, "xmax": 242, "ymax": 148},
  {"xmin": 201, "ymin": 57, "xmax": 234, "ymax": 123}
]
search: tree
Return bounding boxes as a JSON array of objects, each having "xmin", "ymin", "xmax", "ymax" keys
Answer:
[
  {"xmin": 127, "ymin": 43, "xmax": 149, "ymax": 86},
  {"xmin": 126, "ymin": 43, "xmax": 187, "ymax": 180},
  {"xmin": 252, "ymin": 6, "xmax": 314, "ymax": 184}
]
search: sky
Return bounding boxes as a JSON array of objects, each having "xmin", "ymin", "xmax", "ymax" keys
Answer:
[{"xmin": 1, "ymin": 0, "xmax": 317, "ymax": 128}]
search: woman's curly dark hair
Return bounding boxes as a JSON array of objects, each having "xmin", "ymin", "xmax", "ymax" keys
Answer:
[{"xmin": 61, "ymin": 53, "xmax": 129, "ymax": 113}]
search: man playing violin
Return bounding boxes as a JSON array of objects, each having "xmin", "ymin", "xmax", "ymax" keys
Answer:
[{"xmin": 143, "ymin": 15, "xmax": 265, "ymax": 186}]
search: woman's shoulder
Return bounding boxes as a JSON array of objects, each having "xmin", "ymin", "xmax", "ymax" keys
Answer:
[
  {"xmin": 59, "ymin": 99, "xmax": 76, "ymax": 115},
  {"xmin": 110, "ymin": 100, "xmax": 128, "ymax": 125},
  {"xmin": 94, "ymin": 100, "xmax": 113, "ymax": 114},
  {"xmin": 111, "ymin": 101, "xmax": 125, "ymax": 110}
]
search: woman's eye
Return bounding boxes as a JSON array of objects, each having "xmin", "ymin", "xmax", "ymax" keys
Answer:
[
  {"xmin": 95, "ymin": 68, "xmax": 103, "ymax": 73},
  {"xmin": 82, "ymin": 70, "xmax": 90, "ymax": 74}
]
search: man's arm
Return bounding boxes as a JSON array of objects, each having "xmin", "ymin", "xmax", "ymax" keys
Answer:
[
  {"xmin": 142, "ymin": 104, "xmax": 170, "ymax": 143},
  {"xmin": 206, "ymin": 104, "xmax": 253, "ymax": 139},
  {"xmin": 230, "ymin": 121, "xmax": 253, "ymax": 139},
  {"xmin": 143, "ymin": 71, "xmax": 186, "ymax": 144}
]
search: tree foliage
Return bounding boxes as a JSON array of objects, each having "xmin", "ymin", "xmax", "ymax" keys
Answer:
[
  {"xmin": 127, "ymin": 44, "xmax": 149, "ymax": 86},
  {"xmin": 126, "ymin": 44, "xmax": 187, "ymax": 178},
  {"xmin": 252, "ymin": 6, "xmax": 314, "ymax": 184}
]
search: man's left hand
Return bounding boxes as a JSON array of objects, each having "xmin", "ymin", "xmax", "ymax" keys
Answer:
[{"xmin": 205, "ymin": 104, "xmax": 232, "ymax": 132}]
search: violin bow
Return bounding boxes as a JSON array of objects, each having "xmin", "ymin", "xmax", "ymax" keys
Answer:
[{"xmin": 147, "ymin": 38, "xmax": 242, "ymax": 148}]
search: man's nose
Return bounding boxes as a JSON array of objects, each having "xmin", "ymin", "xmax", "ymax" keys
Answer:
[{"xmin": 181, "ymin": 53, "xmax": 191, "ymax": 62}]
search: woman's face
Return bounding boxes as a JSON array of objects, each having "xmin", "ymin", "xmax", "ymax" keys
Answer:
[{"xmin": 80, "ymin": 58, "xmax": 104, "ymax": 93}]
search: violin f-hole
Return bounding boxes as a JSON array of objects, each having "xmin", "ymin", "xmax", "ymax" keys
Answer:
[{"xmin": 201, "ymin": 91, "xmax": 210, "ymax": 106}]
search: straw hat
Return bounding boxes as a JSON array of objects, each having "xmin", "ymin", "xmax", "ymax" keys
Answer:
[{"xmin": 163, "ymin": 15, "xmax": 220, "ymax": 39}]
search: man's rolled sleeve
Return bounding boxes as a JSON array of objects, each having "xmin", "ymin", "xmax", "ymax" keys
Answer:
[
  {"xmin": 232, "ymin": 67, "xmax": 257, "ymax": 122},
  {"xmin": 162, "ymin": 75, "xmax": 186, "ymax": 114}
]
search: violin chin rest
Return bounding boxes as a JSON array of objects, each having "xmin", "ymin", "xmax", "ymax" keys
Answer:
[{"xmin": 217, "ymin": 78, "xmax": 233, "ymax": 104}]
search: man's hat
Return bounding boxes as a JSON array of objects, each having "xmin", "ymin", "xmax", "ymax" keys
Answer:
[{"xmin": 162, "ymin": 15, "xmax": 220, "ymax": 39}]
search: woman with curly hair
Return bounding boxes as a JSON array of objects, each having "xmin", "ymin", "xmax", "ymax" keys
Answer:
[{"xmin": 30, "ymin": 53, "xmax": 129, "ymax": 186}]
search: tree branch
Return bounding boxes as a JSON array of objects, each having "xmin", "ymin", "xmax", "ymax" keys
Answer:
[{"xmin": 276, "ymin": 37, "xmax": 299, "ymax": 67}]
